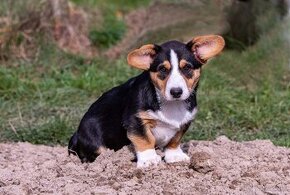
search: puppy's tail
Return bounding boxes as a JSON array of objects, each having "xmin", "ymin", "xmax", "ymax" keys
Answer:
[{"xmin": 68, "ymin": 132, "xmax": 78, "ymax": 156}]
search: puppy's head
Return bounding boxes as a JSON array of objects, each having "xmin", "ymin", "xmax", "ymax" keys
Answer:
[{"xmin": 127, "ymin": 35, "xmax": 225, "ymax": 101}]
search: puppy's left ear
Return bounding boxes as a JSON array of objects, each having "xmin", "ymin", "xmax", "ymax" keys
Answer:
[
  {"xmin": 187, "ymin": 35, "xmax": 225, "ymax": 64},
  {"xmin": 127, "ymin": 44, "xmax": 159, "ymax": 70}
]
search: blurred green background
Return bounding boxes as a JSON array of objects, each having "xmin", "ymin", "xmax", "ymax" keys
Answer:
[{"xmin": 0, "ymin": 0, "xmax": 289, "ymax": 146}]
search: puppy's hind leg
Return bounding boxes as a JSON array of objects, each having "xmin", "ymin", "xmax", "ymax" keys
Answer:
[{"xmin": 69, "ymin": 116, "xmax": 108, "ymax": 163}]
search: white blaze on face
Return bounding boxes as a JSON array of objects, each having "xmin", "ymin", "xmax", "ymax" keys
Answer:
[{"xmin": 165, "ymin": 49, "xmax": 190, "ymax": 100}]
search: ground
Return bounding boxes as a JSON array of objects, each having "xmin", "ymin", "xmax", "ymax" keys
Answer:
[
  {"xmin": 1, "ymin": 0, "xmax": 290, "ymax": 148},
  {"xmin": 1, "ymin": 136, "xmax": 289, "ymax": 194},
  {"xmin": 0, "ymin": 2, "xmax": 290, "ymax": 194}
]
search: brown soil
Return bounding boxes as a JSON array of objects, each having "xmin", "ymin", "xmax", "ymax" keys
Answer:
[{"xmin": 1, "ymin": 136, "xmax": 290, "ymax": 194}]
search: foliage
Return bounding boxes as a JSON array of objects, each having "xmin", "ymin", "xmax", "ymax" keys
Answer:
[
  {"xmin": 224, "ymin": 0, "xmax": 288, "ymax": 50},
  {"xmin": 82, "ymin": 0, "xmax": 150, "ymax": 48},
  {"xmin": 89, "ymin": 13, "xmax": 126, "ymax": 48},
  {"xmin": 0, "ymin": 0, "xmax": 289, "ymax": 147}
]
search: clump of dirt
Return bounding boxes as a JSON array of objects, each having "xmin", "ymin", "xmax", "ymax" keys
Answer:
[
  {"xmin": 189, "ymin": 151, "xmax": 215, "ymax": 173},
  {"xmin": 1, "ymin": 136, "xmax": 290, "ymax": 194}
]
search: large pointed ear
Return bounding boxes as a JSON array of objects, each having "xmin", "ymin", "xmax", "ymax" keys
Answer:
[
  {"xmin": 187, "ymin": 35, "xmax": 225, "ymax": 64},
  {"xmin": 127, "ymin": 44, "xmax": 159, "ymax": 70}
]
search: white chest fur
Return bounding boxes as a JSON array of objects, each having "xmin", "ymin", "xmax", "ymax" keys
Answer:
[{"xmin": 147, "ymin": 101, "xmax": 197, "ymax": 148}]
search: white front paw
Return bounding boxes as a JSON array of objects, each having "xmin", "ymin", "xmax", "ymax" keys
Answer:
[
  {"xmin": 136, "ymin": 149, "xmax": 161, "ymax": 168},
  {"xmin": 164, "ymin": 146, "xmax": 190, "ymax": 163}
]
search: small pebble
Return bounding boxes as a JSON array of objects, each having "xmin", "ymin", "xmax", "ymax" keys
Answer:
[{"xmin": 189, "ymin": 152, "xmax": 215, "ymax": 173}]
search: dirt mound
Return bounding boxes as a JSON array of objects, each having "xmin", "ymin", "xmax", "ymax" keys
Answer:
[{"xmin": 1, "ymin": 136, "xmax": 290, "ymax": 194}]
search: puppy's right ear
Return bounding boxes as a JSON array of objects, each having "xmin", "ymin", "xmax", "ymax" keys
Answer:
[{"xmin": 127, "ymin": 44, "xmax": 159, "ymax": 70}]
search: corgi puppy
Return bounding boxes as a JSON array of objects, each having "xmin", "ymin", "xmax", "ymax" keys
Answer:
[{"xmin": 68, "ymin": 35, "xmax": 225, "ymax": 168}]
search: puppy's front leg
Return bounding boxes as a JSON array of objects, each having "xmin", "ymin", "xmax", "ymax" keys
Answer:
[
  {"xmin": 164, "ymin": 124, "xmax": 190, "ymax": 163},
  {"xmin": 128, "ymin": 127, "xmax": 161, "ymax": 168}
]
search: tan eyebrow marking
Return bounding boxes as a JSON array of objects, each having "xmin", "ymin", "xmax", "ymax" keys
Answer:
[
  {"xmin": 163, "ymin": 60, "xmax": 171, "ymax": 69},
  {"xmin": 179, "ymin": 59, "xmax": 192, "ymax": 68},
  {"xmin": 185, "ymin": 68, "xmax": 201, "ymax": 90},
  {"xmin": 179, "ymin": 59, "xmax": 201, "ymax": 90},
  {"xmin": 150, "ymin": 60, "xmax": 171, "ymax": 97}
]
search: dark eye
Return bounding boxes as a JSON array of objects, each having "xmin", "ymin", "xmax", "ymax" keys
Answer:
[
  {"xmin": 158, "ymin": 65, "xmax": 168, "ymax": 73},
  {"xmin": 182, "ymin": 64, "xmax": 192, "ymax": 71}
]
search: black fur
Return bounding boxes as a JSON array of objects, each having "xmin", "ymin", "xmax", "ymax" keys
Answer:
[{"xmin": 68, "ymin": 40, "xmax": 202, "ymax": 163}]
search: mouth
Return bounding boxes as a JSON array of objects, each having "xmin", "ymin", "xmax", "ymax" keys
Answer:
[
  {"xmin": 170, "ymin": 96, "xmax": 183, "ymax": 101},
  {"xmin": 164, "ymin": 95, "xmax": 188, "ymax": 102}
]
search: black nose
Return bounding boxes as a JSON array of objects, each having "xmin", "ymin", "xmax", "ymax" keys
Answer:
[{"xmin": 170, "ymin": 87, "xmax": 183, "ymax": 98}]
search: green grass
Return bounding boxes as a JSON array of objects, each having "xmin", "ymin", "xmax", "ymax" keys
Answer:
[
  {"xmin": 89, "ymin": 12, "xmax": 126, "ymax": 49},
  {"xmin": 0, "ymin": 41, "xmax": 138, "ymax": 145},
  {"xmin": 184, "ymin": 21, "xmax": 290, "ymax": 146},
  {"xmin": 0, "ymin": 1, "xmax": 289, "ymax": 147},
  {"xmin": 71, "ymin": 0, "xmax": 151, "ymax": 12}
]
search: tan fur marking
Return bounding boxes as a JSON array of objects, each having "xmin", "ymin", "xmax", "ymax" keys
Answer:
[
  {"xmin": 150, "ymin": 60, "xmax": 170, "ymax": 97},
  {"xmin": 179, "ymin": 59, "xmax": 188, "ymax": 69},
  {"xmin": 189, "ymin": 35, "xmax": 225, "ymax": 63},
  {"xmin": 180, "ymin": 60, "xmax": 200, "ymax": 89},
  {"xmin": 127, "ymin": 44, "xmax": 156, "ymax": 70},
  {"xmin": 163, "ymin": 60, "xmax": 171, "ymax": 69},
  {"xmin": 128, "ymin": 112, "xmax": 157, "ymax": 152},
  {"xmin": 188, "ymin": 68, "xmax": 201, "ymax": 90},
  {"xmin": 180, "ymin": 60, "xmax": 201, "ymax": 90},
  {"xmin": 165, "ymin": 128, "xmax": 187, "ymax": 149},
  {"xmin": 128, "ymin": 129, "xmax": 155, "ymax": 152},
  {"xmin": 138, "ymin": 111, "xmax": 157, "ymax": 129}
]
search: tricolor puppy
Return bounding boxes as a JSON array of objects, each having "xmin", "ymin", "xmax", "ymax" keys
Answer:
[{"xmin": 68, "ymin": 35, "xmax": 225, "ymax": 168}]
